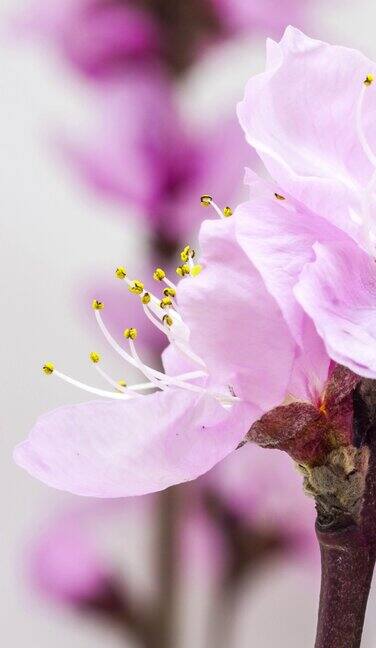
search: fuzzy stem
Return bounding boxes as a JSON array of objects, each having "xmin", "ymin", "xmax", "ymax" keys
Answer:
[{"xmin": 314, "ymin": 385, "xmax": 376, "ymax": 648}]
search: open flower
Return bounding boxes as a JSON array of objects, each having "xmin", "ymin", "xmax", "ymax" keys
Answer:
[
  {"xmin": 14, "ymin": 195, "xmax": 310, "ymax": 497},
  {"xmin": 15, "ymin": 29, "xmax": 372, "ymax": 499},
  {"xmin": 237, "ymin": 27, "xmax": 376, "ymax": 379},
  {"xmin": 15, "ymin": 185, "xmax": 358, "ymax": 496},
  {"xmin": 27, "ymin": 505, "xmax": 113, "ymax": 606}
]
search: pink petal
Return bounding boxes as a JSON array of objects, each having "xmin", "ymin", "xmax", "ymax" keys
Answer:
[
  {"xmin": 237, "ymin": 27, "xmax": 376, "ymax": 244},
  {"xmin": 14, "ymin": 390, "xmax": 256, "ymax": 497},
  {"xmin": 235, "ymin": 195, "xmax": 334, "ymax": 399},
  {"xmin": 161, "ymin": 343, "xmax": 199, "ymax": 377},
  {"xmin": 177, "ymin": 216, "xmax": 297, "ymax": 410},
  {"xmin": 295, "ymin": 240, "xmax": 376, "ymax": 378}
]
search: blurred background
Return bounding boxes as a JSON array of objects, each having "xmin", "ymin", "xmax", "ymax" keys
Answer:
[{"xmin": 3, "ymin": 0, "xmax": 376, "ymax": 646}]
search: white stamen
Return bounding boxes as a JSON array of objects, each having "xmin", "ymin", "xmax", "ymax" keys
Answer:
[
  {"xmin": 54, "ymin": 369, "xmax": 137, "ymax": 400},
  {"xmin": 93, "ymin": 364, "xmax": 146, "ymax": 395},
  {"xmin": 95, "ymin": 310, "xmax": 162, "ymax": 380},
  {"xmin": 95, "ymin": 361, "xmax": 205, "ymax": 394},
  {"xmin": 163, "ymin": 276, "xmax": 177, "ymax": 291},
  {"xmin": 143, "ymin": 303, "xmax": 169, "ymax": 336},
  {"xmin": 210, "ymin": 199, "xmax": 227, "ymax": 219},
  {"xmin": 95, "ymin": 310, "xmax": 209, "ymax": 392},
  {"xmin": 128, "ymin": 338, "xmax": 209, "ymax": 394},
  {"xmin": 128, "ymin": 338, "xmax": 168, "ymax": 390}
]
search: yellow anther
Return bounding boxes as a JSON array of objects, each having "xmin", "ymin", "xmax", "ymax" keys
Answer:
[
  {"xmin": 223, "ymin": 206, "xmax": 233, "ymax": 217},
  {"xmin": 124, "ymin": 327, "xmax": 138, "ymax": 340},
  {"xmin": 160, "ymin": 296, "xmax": 173, "ymax": 309},
  {"xmin": 364, "ymin": 74, "xmax": 374, "ymax": 86},
  {"xmin": 128, "ymin": 280, "xmax": 144, "ymax": 295},
  {"xmin": 42, "ymin": 362, "xmax": 54, "ymax": 375},
  {"xmin": 115, "ymin": 266, "xmax": 127, "ymax": 280},
  {"xmin": 190, "ymin": 264, "xmax": 202, "ymax": 277},
  {"xmin": 200, "ymin": 195, "xmax": 213, "ymax": 207},
  {"xmin": 153, "ymin": 268, "xmax": 166, "ymax": 281},
  {"xmin": 163, "ymin": 314, "xmax": 173, "ymax": 327},
  {"xmin": 176, "ymin": 264, "xmax": 190, "ymax": 277},
  {"xmin": 92, "ymin": 299, "xmax": 104, "ymax": 310},
  {"xmin": 117, "ymin": 379, "xmax": 127, "ymax": 390},
  {"xmin": 163, "ymin": 287, "xmax": 176, "ymax": 297},
  {"xmin": 274, "ymin": 193, "xmax": 285, "ymax": 200},
  {"xmin": 141, "ymin": 292, "xmax": 151, "ymax": 304},
  {"xmin": 180, "ymin": 245, "xmax": 194, "ymax": 262},
  {"xmin": 89, "ymin": 351, "xmax": 101, "ymax": 364}
]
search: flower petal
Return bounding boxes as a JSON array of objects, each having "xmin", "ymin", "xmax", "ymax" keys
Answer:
[
  {"xmin": 235, "ymin": 195, "xmax": 334, "ymax": 399},
  {"xmin": 238, "ymin": 27, "xmax": 376, "ymax": 245},
  {"xmin": 14, "ymin": 390, "xmax": 257, "ymax": 497},
  {"xmin": 295, "ymin": 240, "xmax": 376, "ymax": 378},
  {"xmin": 177, "ymin": 216, "xmax": 297, "ymax": 410}
]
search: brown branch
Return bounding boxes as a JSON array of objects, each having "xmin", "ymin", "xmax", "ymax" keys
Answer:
[
  {"xmin": 152, "ymin": 486, "xmax": 180, "ymax": 648},
  {"xmin": 314, "ymin": 381, "xmax": 376, "ymax": 648}
]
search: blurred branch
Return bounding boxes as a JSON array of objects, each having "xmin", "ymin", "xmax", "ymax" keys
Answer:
[
  {"xmin": 152, "ymin": 486, "xmax": 181, "ymax": 648},
  {"xmin": 203, "ymin": 490, "xmax": 285, "ymax": 648},
  {"xmin": 204, "ymin": 491, "xmax": 285, "ymax": 588},
  {"xmin": 131, "ymin": 0, "xmax": 221, "ymax": 74}
]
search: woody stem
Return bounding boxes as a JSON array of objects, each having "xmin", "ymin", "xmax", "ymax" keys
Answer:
[{"xmin": 314, "ymin": 384, "xmax": 376, "ymax": 648}]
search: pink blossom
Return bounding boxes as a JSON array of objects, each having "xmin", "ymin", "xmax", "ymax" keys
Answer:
[
  {"xmin": 26, "ymin": 506, "xmax": 112, "ymax": 605},
  {"xmin": 15, "ymin": 181, "xmax": 342, "ymax": 495},
  {"xmin": 238, "ymin": 27, "xmax": 376, "ymax": 379},
  {"xmin": 18, "ymin": 30, "xmax": 371, "ymax": 498},
  {"xmin": 64, "ymin": 73, "xmax": 252, "ymax": 240},
  {"xmin": 14, "ymin": 0, "xmax": 160, "ymax": 77},
  {"xmin": 14, "ymin": 202, "xmax": 305, "ymax": 497}
]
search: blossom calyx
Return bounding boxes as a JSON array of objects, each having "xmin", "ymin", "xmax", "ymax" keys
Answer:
[{"xmin": 246, "ymin": 366, "xmax": 361, "ymax": 465}]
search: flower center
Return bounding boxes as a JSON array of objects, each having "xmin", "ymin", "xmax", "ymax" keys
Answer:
[{"xmin": 42, "ymin": 197, "xmax": 238, "ymax": 408}]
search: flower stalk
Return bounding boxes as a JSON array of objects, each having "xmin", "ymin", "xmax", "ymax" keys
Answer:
[{"xmin": 314, "ymin": 381, "xmax": 376, "ymax": 648}]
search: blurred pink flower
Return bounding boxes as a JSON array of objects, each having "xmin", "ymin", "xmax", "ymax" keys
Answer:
[
  {"xmin": 237, "ymin": 27, "xmax": 376, "ymax": 378},
  {"xmin": 63, "ymin": 72, "xmax": 252, "ymax": 241},
  {"xmin": 13, "ymin": 0, "xmax": 160, "ymax": 77},
  {"xmin": 27, "ymin": 454, "xmax": 316, "ymax": 616},
  {"xmin": 205, "ymin": 443, "xmax": 316, "ymax": 557},
  {"xmin": 27, "ymin": 507, "xmax": 112, "ymax": 605}
]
